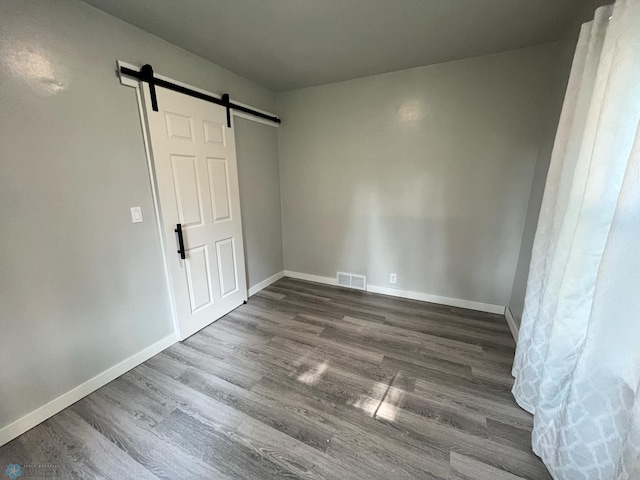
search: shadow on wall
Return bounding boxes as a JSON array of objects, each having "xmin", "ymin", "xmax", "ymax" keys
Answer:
[
  {"xmin": 278, "ymin": 45, "xmax": 553, "ymax": 306},
  {"xmin": 334, "ymin": 164, "xmax": 517, "ymax": 301}
]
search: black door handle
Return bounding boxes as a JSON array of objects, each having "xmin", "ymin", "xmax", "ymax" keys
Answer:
[{"xmin": 174, "ymin": 224, "xmax": 186, "ymax": 260}]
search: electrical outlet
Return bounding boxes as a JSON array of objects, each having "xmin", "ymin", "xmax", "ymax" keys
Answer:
[
  {"xmin": 130, "ymin": 206, "xmax": 143, "ymax": 223},
  {"xmin": 389, "ymin": 273, "xmax": 397, "ymax": 284}
]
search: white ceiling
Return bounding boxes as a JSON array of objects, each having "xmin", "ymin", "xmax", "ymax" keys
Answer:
[{"xmin": 83, "ymin": 0, "xmax": 587, "ymax": 92}]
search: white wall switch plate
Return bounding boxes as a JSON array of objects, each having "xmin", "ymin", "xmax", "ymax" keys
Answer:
[
  {"xmin": 389, "ymin": 273, "xmax": 397, "ymax": 284},
  {"xmin": 130, "ymin": 206, "xmax": 143, "ymax": 223}
]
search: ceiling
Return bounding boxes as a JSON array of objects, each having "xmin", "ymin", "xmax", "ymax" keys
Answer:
[{"xmin": 83, "ymin": 0, "xmax": 586, "ymax": 92}]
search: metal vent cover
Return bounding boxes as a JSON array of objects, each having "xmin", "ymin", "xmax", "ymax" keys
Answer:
[
  {"xmin": 337, "ymin": 272, "xmax": 351, "ymax": 287},
  {"xmin": 336, "ymin": 272, "xmax": 366, "ymax": 291}
]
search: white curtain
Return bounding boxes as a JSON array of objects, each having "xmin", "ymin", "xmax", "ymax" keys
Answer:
[{"xmin": 512, "ymin": 0, "xmax": 640, "ymax": 478}]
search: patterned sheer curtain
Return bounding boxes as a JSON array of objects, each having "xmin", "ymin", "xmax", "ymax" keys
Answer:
[{"xmin": 511, "ymin": 1, "xmax": 640, "ymax": 479}]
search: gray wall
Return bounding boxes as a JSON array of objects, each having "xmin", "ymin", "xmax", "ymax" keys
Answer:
[
  {"xmin": 507, "ymin": 42, "xmax": 575, "ymax": 324},
  {"xmin": 508, "ymin": 0, "xmax": 612, "ymax": 324},
  {"xmin": 235, "ymin": 118, "xmax": 284, "ymax": 288},
  {"xmin": 0, "ymin": 0, "xmax": 279, "ymax": 430},
  {"xmin": 277, "ymin": 45, "xmax": 557, "ymax": 307}
]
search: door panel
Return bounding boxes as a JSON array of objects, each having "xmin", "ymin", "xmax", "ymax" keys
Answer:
[
  {"xmin": 203, "ymin": 121, "xmax": 225, "ymax": 145},
  {"xmin": 184, "ymin": 245, "xmax": 213, "ymax": 312},
  {"xmin": 216, "ymin": 238, "xmax": 238, "ymax": 297},
  {"xmin": 207, "ymin": 157, "xmax": 231, "ymax": 222},
  {"xmin": 171, "ymin": 155, "xmax": 203, "ymax": 227},
  {"xmin": 142, "ymin": 85, "xmax": 247, "ymax": 340},
  {"xmin": 165, "ymin": 112, "xmax": 194, "ymax": 141}
]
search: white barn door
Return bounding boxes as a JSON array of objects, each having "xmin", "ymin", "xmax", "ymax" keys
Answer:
[{"xmin": 142, "ymin": 85, "xmax": 247, "ymax": 340}]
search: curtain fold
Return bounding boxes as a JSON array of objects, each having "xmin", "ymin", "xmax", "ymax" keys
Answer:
[{"xmin": 512, "ymin": 0, "xmax": 640, "ymax": 478}]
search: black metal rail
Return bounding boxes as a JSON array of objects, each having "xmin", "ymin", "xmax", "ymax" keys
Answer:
[{"xmin": 119, "ymin": 64, "xmax": 281, "ymax": 127}]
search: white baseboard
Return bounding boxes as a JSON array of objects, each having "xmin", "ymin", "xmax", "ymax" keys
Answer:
[
  {"xmin": 284, "ymin": 270, "xmax": 337, "ymax": 286},
  {"xmin": 367, "ymin": 284, "xmax": 505, "ymax": 314},
  {"xmin": 283, "ymin": 270, "xmax": 505, "ymax": 315},
  {"xmin": 0, "ymin": 333, "xmax": 177, "ymax": 447},
  {"xmin": 248, "ymin": 270, "xmax": 285, "ymax": 297},
  {"xmin": 504, "ymin": 307, "xmax": 519, "ymax": 342}
]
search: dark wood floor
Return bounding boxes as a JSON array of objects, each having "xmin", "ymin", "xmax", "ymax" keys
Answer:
[{"xmin": 0, "ymin": 278, "xmax": 550, "ymax": 479}]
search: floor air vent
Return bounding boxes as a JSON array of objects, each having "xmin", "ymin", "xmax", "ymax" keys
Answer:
[{"xmin": 336, "ymin": 272, "xmax": 367, "ymax": 291}]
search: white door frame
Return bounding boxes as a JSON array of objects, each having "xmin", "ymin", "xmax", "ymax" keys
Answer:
[{"xmin": 116, "ymin": 60, "xmax": 279, "ymax": 339}]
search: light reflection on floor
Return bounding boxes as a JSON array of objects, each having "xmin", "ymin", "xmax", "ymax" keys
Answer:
[
  {"xmin": 297, "ymin": 360, "xmax": 328, "ymax": 385},
  {"xmin": 295, "ymin": 358, "xmax": 405, "ymax": 422}
]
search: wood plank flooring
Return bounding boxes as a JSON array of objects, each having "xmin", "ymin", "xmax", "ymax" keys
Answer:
[{"xmin": 0, "ymin": 278, "xmax": 551, "ymax": 479}]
